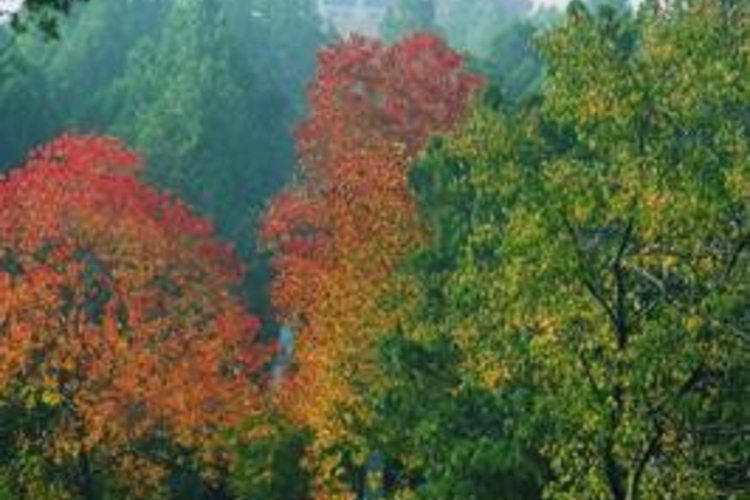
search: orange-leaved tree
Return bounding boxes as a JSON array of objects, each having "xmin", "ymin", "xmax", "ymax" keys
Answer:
[
  {"xmin": 0, "ymin": 135, "xmax": 268, "ymax": 498},
  {"xmin": 262, "ymin": 33, "xmax": 482, "ymax": 494}
]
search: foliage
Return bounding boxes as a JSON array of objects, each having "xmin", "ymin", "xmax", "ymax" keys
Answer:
[
  {"xmin": 102, "ymin": 0, "xmax": 260, "ymax": 244},
  {"xmin": 366, "ymin": 2, "xmax": 749, "ymax": 500},
  {"xmin": 0, "ymin": 0, "xmax": 167, "ymax": 170},
  {"xmin": 0, "ymin": 135, "xmax": 268, "ymax": 499},
  {"xmin": 221, "ymin": 0, "xmax": 326, "ymax": 118},
  {"xmin": 229, "ymin": 412, "xmax": 314, "ymax": 500},
  {"xmin": 479, "ymin": 19, "xmax": 544, "ymax": 104},
  {"xmin": 359, "ymin": 329, "xmax": 546, "ymax": 500},
  {"xmin": 527, "ymin": 3, "xmax": 749, "ymax": 498},
  {"xmin": 262, "ymin": 32, "xmax": 482, "ymax": 499}
]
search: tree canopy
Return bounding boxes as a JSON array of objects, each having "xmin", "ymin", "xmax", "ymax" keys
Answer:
[{"xmin": 0, "ymin": 135, "xmax": 269, "ymax": 499}]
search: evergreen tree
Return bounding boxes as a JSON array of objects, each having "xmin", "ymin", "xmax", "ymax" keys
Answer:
[
  {"xmin": 36, "ymin": 0, "xmax": 168, "ymax": 129},
  {"xmin": 103, "ymin": 0, "xmax": 284, "ymax": 246},
  {"xmin": 0, "ymin": 44, "xmax": 56, "ymax": 170}
]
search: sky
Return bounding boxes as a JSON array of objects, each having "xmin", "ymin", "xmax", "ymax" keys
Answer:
[
  {"xmin": 0, "ymin": 0, "xmax": 22, "ymax": 21},
  {"xmin": 0, "ymin": 0, "xmax": 21, "ymax": 12}
]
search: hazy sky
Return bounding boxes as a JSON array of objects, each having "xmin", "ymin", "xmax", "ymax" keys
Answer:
[
  {"xmin": 0, "ymin": 0, "xmax": 21, "ymax": 20},
  {"xmin": 0, "ymin": 0, "xmax": 21, "ymax": 11}
]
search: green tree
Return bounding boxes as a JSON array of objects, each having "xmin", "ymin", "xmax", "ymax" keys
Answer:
[
  {"xmin": 367, "ymin": 2, "xmax": 748, "ymax": 500},
  {"xmin": 359, "ymin": 329, "xmax": 546, "ymax": 500},
  {"xmin": 477, "ymin": 19, "xmax": 544, "ymax": 104},
  {"xmin": 100, "ymin": 0, "xmax": 294, "ymax": 250},
  {"xmin": 34, "ymin": 0, "xmax": 168, "ymax": 128},
  {"xmin": 229, "ymin": 413, "xmax": 313, "ymax": 500},
  {"xmin": 221, "ymin": 0, "xmax": 326, "ymax": 118}
]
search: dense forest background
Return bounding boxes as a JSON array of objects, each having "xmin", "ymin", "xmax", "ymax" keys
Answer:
[{"xmin": 0, "ymin": 0, "xmax": 747, "ymax": 500}]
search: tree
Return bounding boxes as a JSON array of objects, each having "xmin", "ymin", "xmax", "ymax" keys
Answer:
[
  {"xmin": 294, "ymin": 33, "xmax": 483, "ymax": 169},
  {"xmin": 101, "ymin": 0, "xmax": 275, "ymax": 246},
  {"xmin": 339, "ymin": 102, "xmax": 552, "ymax": 500},
  {"xmin": 379, "ymin": 2, "xmax": 748, "ymax": 500},
  {"xmin": 481, "ymin": 19, "xmax": 543, "ymax": 103},
  {"xmin": 31, "ymin": 0, "xmax": 168, "ymax": 129},
  {"xmin": 1, "ymin": 0, "xmax": 326, "ymax": 339},
  {"xmin": 262, "ymin": 33, "xmax": 482, "ymax": 499},
  {"xmin": 0, "ymin": 0, "xmax": 168, "ymax": 173},
  {"xmin": 0, "ymin": 135, "xmax": 269, "ymax": 499},
  {"xmin": 90, "ymin": 0, "xmax": 324, "ymax": 259},
  {"xmin": 229, "ymin": 412, "xmax": 314, "ymax": 500},
  {"xmin": 526, "ymin": 2, "xmax": 748, "ymax": 498},
  {"xmin": 358, "ymin": 329, "xmax": 546, "ymax": 500},
  {"xmin": 220, "ymin": 0, "xmax": 326, "ymax": 119}
]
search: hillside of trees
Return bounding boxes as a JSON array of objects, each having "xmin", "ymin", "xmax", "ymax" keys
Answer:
[{"xmin": 0, "ymin": 0, "xmax": 747, "ymax": 499}]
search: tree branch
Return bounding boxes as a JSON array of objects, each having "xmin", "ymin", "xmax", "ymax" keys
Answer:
[
  {"xmin": 627, "ymin": 423, "xmax": 662, "ymax": 500},
  {"xmin": 648, "ymin": 363, "xmax": 707, "ymax": 421},
  {"xmin": 561, "ymin": 214, "xmax": 618, "ymax": 328},
  {"xmin": 603, "ymin": 442, "xmax": 627, "ymax": 500},
  {"xmin": 612, "ymin": 219, "xmax": 634, "ymax": 351},
  {"xmin": 721, "ymin": 234, "xmax": 749, "ymax": 283}
]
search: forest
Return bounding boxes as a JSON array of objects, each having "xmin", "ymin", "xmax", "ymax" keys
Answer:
[{"xmin": 0, "ymin": 0, "xmax": 747, "ymax": 499}]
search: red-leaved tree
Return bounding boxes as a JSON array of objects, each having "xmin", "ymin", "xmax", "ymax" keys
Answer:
[
  {"xmin": 0, "ymin": 135, "xmax": 268, "ymax": 496},
  {"xmin": 262, "ymin": 34, "xmax": 482, "ymax": 490}
]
